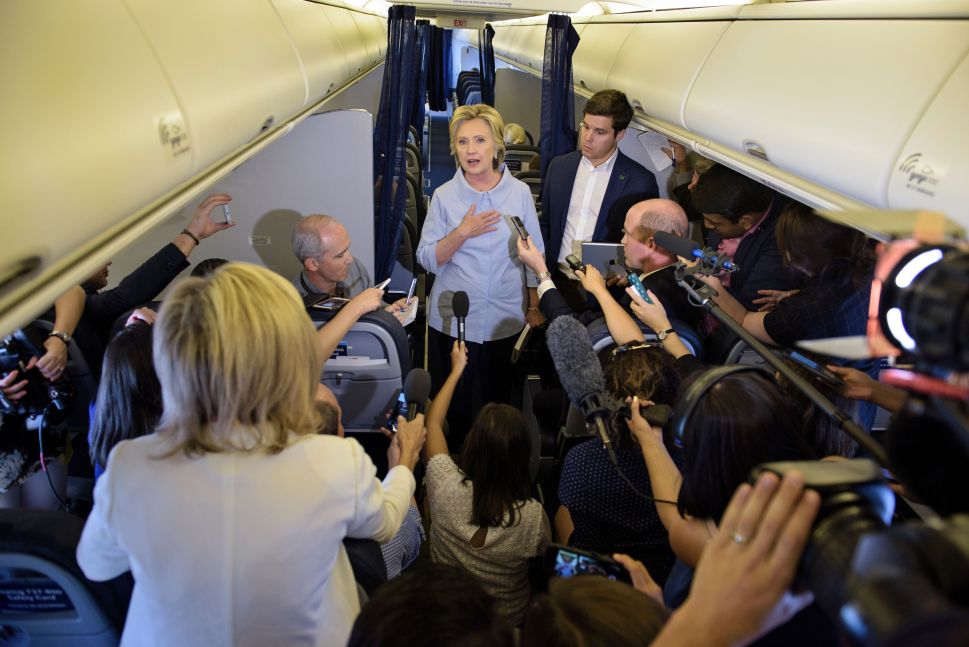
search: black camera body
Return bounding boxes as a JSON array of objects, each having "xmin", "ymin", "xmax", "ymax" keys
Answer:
[
  {"xmin": 753, "ymin": 456, "xmax": 969, "ymax": 645},
  {"xmin": 0, "ymin": 327, "xmax": 73, "ymax": 416}
]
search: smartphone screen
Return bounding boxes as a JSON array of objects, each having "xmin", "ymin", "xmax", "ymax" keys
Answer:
[
  {"xmin": 221, "ymin": 204, "xmax": 232, "ymax": 224},
  {"xmin": 545, "ymin": 544, "xmax": 630, "ymax": 583},
  {"xmin": 384, "ymin": 391, "xmax": 408, "ymax": 432}
]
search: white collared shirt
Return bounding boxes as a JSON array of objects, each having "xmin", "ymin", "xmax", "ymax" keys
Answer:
[{"xmin": 558, "ymin": 147, "xmax": 620, "ymax": 269}]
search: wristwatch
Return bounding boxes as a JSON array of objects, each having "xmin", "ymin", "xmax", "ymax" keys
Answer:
[
  {"xmin": 656, "ymin": 328, "xmax": 675, "ymax": 341},
  {"xmin": 48, "ymin": 330, "xmax": 72, "ymax": 345},
  {"xmin": 536, "ymin": 270, "xmax": 552, "ymax": 283}
]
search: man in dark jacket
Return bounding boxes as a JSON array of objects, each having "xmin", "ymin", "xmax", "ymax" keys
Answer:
[{"xmin": 540, "ymin": 89, "xmax": 658, "ymax": 311}]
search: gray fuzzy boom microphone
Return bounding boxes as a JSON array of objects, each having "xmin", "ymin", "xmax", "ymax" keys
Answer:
[{"xmin": 545, "ymin": 315, "xmax": 618, "ymax": 466}]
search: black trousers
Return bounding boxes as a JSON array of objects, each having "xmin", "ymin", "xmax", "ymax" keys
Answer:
[{"xmin": 427, "ymin": 327, "xmax": 519, "ymax": 453}]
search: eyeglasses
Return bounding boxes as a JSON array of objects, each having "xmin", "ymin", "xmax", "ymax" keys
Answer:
[{"xmin": 611, "ymin": 341, "xmax": 661, "ymax": 358}]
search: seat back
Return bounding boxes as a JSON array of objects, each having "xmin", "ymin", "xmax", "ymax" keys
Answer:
[
  {"xmin": 513, "ymin": 170, "xmax": 542, "ymax": 208},
  {"xmin": 504, "ymin": 145, "xmax": 540, "ymax": 173},
  {"xmin": 309, "ymin": 309, "xmax": 411, "ymax": 434},
  {"xmin": 0, "ymin": 509, "xmax": 131, "ymax": 646}
]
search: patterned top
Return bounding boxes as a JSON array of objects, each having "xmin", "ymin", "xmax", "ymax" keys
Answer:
[
  {"xmin": 380, "ymin": 504, "xmax": 424, "ymax": 579},
  {"xmin": 425, "ymin": 454, "xmax": 550, "ymax": 625},
  {"xmin": 558, "ymin": 439, "xmax": 676, "ymax": 583}
]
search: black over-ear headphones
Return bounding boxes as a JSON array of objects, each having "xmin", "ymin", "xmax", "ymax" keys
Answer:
[{"xmin": 671, "ymin": 364, "xmax": 774, "ymax": 445}]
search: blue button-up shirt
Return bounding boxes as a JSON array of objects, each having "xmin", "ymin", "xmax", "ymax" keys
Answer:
[{"xmin": 417, "ymin": 167, "xmax": 544, "ymax": 343}]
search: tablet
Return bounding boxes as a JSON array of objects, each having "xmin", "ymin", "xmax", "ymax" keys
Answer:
[{"xmin": 580, "ymin": 242, "xmax": 627, "ymax": 278}]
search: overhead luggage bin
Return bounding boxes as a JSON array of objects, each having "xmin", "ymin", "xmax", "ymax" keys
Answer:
[
  {"xmin": 0, "ymin": 1, "xmax": 193, "ymax": 295},
  {"xmin": 323, "ymin": 7, "xmax": 372, "ymax": 78},
  {"xmin": 124, "ymin": 0, "xmax": 306, "ymax": 172},
  {"xmin": 351, "ymin": 12, "xmax": 387, "ymax": 67},
  {"xmin": 271, "ymin": 0, "xmax": 351, "ymax": 102},
  {"xmin": 684, "ymin": 18, "xmax": 969, "ymax": 208},
  {"xmin": 888, "ymin": 50, "xmax": 969, "ymax": 229},
  {"xmin": 493, "ymin": 24, "xmax": 546, "ymax": 73},
  {"xmin": 605, "ymin": 19, "xmax": 731, "ymax": 127},
  {"xmin": 572, "ymin": 20, "xmax": 637, "ymax": 96}
]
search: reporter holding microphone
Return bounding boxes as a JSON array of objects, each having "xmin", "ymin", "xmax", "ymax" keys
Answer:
[{"xmin": 416, "ymin": 104, "xmax": 544, "ymax": 448}]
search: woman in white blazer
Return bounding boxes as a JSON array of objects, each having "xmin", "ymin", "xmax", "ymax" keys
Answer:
[{"xmin": 77, "ymin": 262, "xmax": 425, "ymax": 647}]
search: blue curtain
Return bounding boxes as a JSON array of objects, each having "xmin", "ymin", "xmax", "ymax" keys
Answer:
[
  {"xmin": 539, "ymin": 14, "xmax": 580, "ymax": 180},
  {"xmin": 478, "ymin": 24, "xmax": 496, "ymax": 106},
  {"xmin": 444, "ymin": 29, "xmax": 454, "ymax": 97},
  {"xmin": 427, "ymin": 26, "xmax": 448, "ymax": 111},
  {"xmin": 373, "ymin": 5, "xmax": 418, "ymax": 283},
  {"xmin": 411, "ymin": 19, "xmax": 431, "ymax": 147}
]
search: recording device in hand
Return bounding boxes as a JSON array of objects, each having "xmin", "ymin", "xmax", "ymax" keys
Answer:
[
  {"xmin": 626, "ymin": 273, "xmax": 653, "ymax": 304},
  {"xmin": 510, "ymin": 215, "xmax": 529, "ymax": 243},
  {"xmin": 0, "ymin": 328, "xmax": 73, "ymax": 416},
  {"xmin": 654, "ymin": 230, "xmax": 738, "ymax": 273},
  {"xmin": 402, "ymin": 368, "xmax": 431, "ymax": 422},
  {"xmin": 544, "ymin": 543, "xmax": 631, "ymax": 583},
  {"xmin": 452, "ymin": 291, "xmax": 469, "ymax": 345},
  {"xmin": 565, "ymin": 254, "xmax": 585, "ymax": 274}
]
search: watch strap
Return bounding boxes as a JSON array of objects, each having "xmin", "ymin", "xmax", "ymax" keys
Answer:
[
  {"xmin": 657, "ymin": 328, "xmax": 675, "ymax": 341},
  {"xmin": 48, "ymin": 330, "xmax": 72, "ymax": 345}
]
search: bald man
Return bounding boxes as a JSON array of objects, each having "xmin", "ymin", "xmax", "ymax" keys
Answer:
[{"xmin": 619, "ymin": 198, "xmax": 702, "ymax": 330}]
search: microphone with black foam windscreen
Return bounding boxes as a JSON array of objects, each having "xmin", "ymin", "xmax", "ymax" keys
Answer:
[
  {"xmin": 654, "ymin": 230, "xmax": 739, "ymax": 273},
  {"xmin": 402, "ymin": 368, "xmax": 431, "ymax": 421},
  {"xmin": 452, "ymin": 291, "xmax": 469, "ymax": 345}
]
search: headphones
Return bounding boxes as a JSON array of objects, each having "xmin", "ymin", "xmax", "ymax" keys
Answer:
[{"xmin": 671, "ymin": 364, "xmax": 774, "ymax": 445}]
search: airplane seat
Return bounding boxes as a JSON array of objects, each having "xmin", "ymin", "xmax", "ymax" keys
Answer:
[
  {"xmin": 308, "ymin": 308, "xmax": 410, "ymax": 434},
  {"xmin": 513, "ymin": 170, "xmax": 542, "ymax": 208},
  {"xmin": 504, "ymin": 145, "xmax": 540, "ymax": 174},
  {"xmin": 0, "ymin": 508, "xmax": 132, "ymax": 646},
  {"xmin": 464, "ymin": 89, "xmax": 482, "ymax": 106},
  {"xmin": 586, "ymin": 316, "xmax": 702, "ymax": 357},
  {"xmin": 404, "ymin": 172, "xmax": 425, "ymax": 231},
  {"xmin": 723, "ymin": 337, "xmax": 770, "ymax": 367}
]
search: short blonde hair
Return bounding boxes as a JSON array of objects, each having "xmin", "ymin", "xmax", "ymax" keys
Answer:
[
  {"xmin": 504, "ymin": 123, "xmax": 527, "ymax": 146},
  {"xmin": 153, "ymin": 262, "xmax": 324, "ymax": 456},
  {"xmin": 449, "ymin": 104, "xmax": 506, "ymax": 170}
]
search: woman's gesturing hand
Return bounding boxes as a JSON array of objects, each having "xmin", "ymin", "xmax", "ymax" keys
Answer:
[{"xmin": 456, "ymin": 203, "xmax": 501, "ymax": 240}]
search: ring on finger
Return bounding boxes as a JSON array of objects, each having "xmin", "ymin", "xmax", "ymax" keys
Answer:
[{"xmin": 732, "ymin": 532, "xmax": 748, "ymax": 545}]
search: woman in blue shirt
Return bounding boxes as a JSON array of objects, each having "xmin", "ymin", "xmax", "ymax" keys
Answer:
[{"xmin": 417, "ymin": 104, "xmax": 544, "ymax": 448}]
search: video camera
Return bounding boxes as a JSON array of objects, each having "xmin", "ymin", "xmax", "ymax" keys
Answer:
[
  {"xmin": 752, "ymin": 238, "xmax": 969, "ymax": 645},
  {"xmin": 0, "ymin": 326, "xmax": 74, "ymax": 417}
]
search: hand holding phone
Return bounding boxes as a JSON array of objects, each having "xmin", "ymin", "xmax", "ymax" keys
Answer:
[
  {"xmin": 545, "ymin": 544, "xmax": 631, "ymax": 583},
  {"xmin": 565, "ymin": 254, "xmax": 585, "ymax": 274},
  {"xmin": 627, "ymin": 273, "xmax": 653, "ymax": 304},
  {"xmin": 221, "ymin": 204, "xmax": 232, "ymax": 224}
]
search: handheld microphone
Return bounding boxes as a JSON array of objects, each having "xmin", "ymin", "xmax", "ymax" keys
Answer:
[
  {"xmin": 545, "ymin": 316, "xmax": 618, "ymax": 466},
  {"xmin": 452, "ymin": 291, "xmax": 469, "ymax": 345},
  {"xmin": 654, "ymin": 230, "xmax": 739, "ymax": 273},
  {"xmin": 402, "ymin": 368, "xmax": 431, "ymax": 421}
]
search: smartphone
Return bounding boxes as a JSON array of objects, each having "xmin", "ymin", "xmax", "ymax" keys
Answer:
[
  {"xmin": 404, "ymin": 277, "xmax": 418, "ymax": 307},
  {"xmin": 384, "ymin": 390, "xmax": 409, "ymax": 433},
  {"xmin": 221, "ymin": 204, "xmax": 232, "ymax": 224},
  {"xmin": 544, "ymin": 544, "xmax": 630, "ymax": 583},
  {"xmin": 510, "ymin": 215, "xmax": 529, "ymax": 240},
  {"xmin": 375, "ymin": 277, "xmax": 392, "ymax": 291},
  {"xmin": 626, "ymin": 273, "xmax": 653, "ymax": 304},
  {"xmin": 784, "ymin": 350, "xmax": 843, "ymax": 387},
  {"xmin": 565, "ymin": 254, "xmax": 585, "ymax": 273}
]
